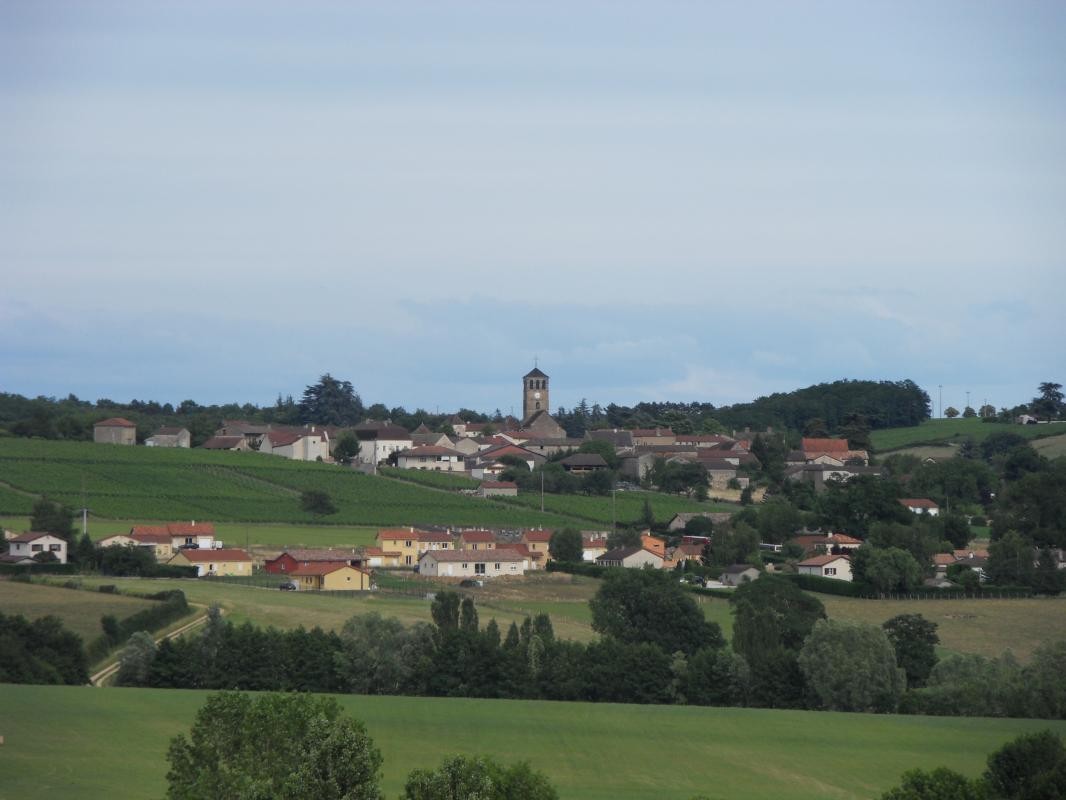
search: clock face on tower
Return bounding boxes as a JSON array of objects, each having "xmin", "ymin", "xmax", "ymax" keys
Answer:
[{"xmin": 534, "ymin": 392, "xmax": 541, "ymax": 400}]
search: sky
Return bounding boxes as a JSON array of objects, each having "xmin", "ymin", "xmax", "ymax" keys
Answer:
[{"xmin": 2, "ymin": 0, "xmax": 1064, "ymax": 417}]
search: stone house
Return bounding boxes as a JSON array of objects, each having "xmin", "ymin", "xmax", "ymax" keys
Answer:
[
  {"xmin": 93, "ymin": 417, "xmax": 137, "ymax": 445},
  {"xmin": 146, "ymin": 427, "xmax": 191, "ymax": 448}
]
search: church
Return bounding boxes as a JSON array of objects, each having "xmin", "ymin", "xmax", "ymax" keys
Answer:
[{"xmin": 519, "ymin": 365, "xmax": 567, "ymax": 440}]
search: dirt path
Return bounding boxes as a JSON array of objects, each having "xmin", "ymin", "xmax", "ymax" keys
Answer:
[{"xmin": 88, "ymin": 609, "xmax": 215, "ymax": 686}]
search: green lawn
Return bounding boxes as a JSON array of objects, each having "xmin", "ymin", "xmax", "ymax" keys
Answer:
[
  {"xmin": 496, "ymin": 490, "xmax": 734, "ymax": 528},
  {"xmin": 2, "ymin": 684, "xmax": 1063, "ymax": 800},
  {"xmin": 870, "ymin": 419, "xmax": 1066, "ymax": 453},
  {"xmin": 0, "ymin": 580, "xmax": 158, "ymax": 643},
  {"xmin": 820, "ymin": 595, "xmax": 1066, "ymax": 663}
]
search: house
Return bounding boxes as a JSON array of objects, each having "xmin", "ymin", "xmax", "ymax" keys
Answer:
[
  {"xmin": 260, "ymin": 429, "xmax": 331, "ymax": 462},
  {"xmin": 1, "ymin": 532, "xmax": 68, "ymax": 564},
  {"xmin": 719, "ymin": 564, "xmax": 761, "ymax": 586},
  {"xmin": 355, "ymin": 423, "xmax": 413, "ymax": 466},
  {"xmin": 582, "ymin": 535, "xmax": 609, "ymax": 562},
  {"xmin": 595, "ymin": 546, "xmax": 664, "ymax": 569},
  {"xmin": 200, "ymin": 435, "xmax": 252, "ymax": 451},
  {"xmin": 93, "ymin": 417, "xmax": 137, "ymax": 445},
  {"xmin": 520, "ymin": 530, "xmax": 553, "ymax": 564},
  {"xmin": 641, "ymin": 534, "xmax": 667, "ymax": 558},
  {"xmin": 264, "ymin": 548, "xmax": 372, "ymax": 574},
  {"xmin": 289, "ymin": 563, "xmax": 373, "ymax": 591},
  {"xmin": 457, "ymin": 530, "xmax": 496, "ymax": 551},
  {"xmin": 418, "ymin": 531, "xmax": 455, "ymax": 552},
  {"xmin": 96, "ymin": 533, "xmax": 138, "ymax": 549},
  {"xmin": 396, "ymin": 445, "xmax": 466, "ymax": 472},
  {"xmin": 790, "ymin": 531, "xmax": 863, "ymax": 556},
  {"xmin": 664, "ymin": 543, "xmax": 704, "ymax": 569},
  {"xmin": 701, "ymin": 458, "xmax": 747, "ymax": 490},
  {"xmin": 468, "ymin": 444, "xmax": 546, "ymax": 477},
  {"xmin": 477, "ymin": 480, "xmax": 518, "ymax": 498},
  {"xmin": 586, "ymin": 429, "xmax": 635, "ymax": 449},
  {"xmin": 410, "ymin": 430, "xmax": 455, "ymax": 449},
  {"xmin": 784, "ymin": 463, "xmax": 883, "ymax": 492},
  {"xmin": 376, "ymin": 528, "xmax": 428, "ymax": 568},
  {"xmin": 559, "ymin": 453, "xmax": 609, "ymax": 474},
  {"xmin": 418, "ymin": 548, "xmax": 528, "ymax": 578},
  {"xmin": 130, "ymin": 522, "xmax": 217, "ymax": 552},
  {"xmin": 167, "ymin": 548, "xmax": 252, "ymax": 577},
  {"xmin": 900, "ymin": 498, "xmax": 940, "ymax": 516},
  {"xmin": 127, "ymin": 530, "xmax": 173, "ymax": 560},
  {"xmin": 801, "ymin": 438, "xmax": 850, "ymax": 457},
  {"xmin": 146, "ymin": 427, "xmax": 191, "ymax": 448},
  {"xmin": 521, "ymin": 437, "xmax": 584, "ymax": 457},
  {"xmin": 797, "ymin": 554, "xmax": 853, "ymax": 581},
  {"xmin": 631, "ymin": 428, "xmax": 677, "ymax": 447}
]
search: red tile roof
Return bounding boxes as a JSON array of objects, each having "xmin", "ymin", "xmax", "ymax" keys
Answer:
[
  {"xmin": 900, "ymin": 498, "xmax": 939, "ymax": 509},
  {"xmin": 522, "ymin": 530, "xmax": 552, "ymax": 543},
  {"xmin": 95, "ymin": 417, "xmax": 137, "ymax": 428},
  {"xmin": 418, "ymin": 531, "xmax": 455, "ymax": 543},
  {"xmin": 801, "ymin": 438, "xmax": 850, "ymax": 453},
  {"xmin": 7, "ymin": 531, "xmax": 58, "ymax": 543},
  {"xmin": 290, "ymin": 562, "xmax": 369, "ymax": 576}
]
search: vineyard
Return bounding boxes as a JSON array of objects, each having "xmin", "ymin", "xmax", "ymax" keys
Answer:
[
  {"xmin": 0, "ymin": 439, "xmax": 722, "ymax": 529},
  {"xmin": 378, "ymin": 466, "xmax": 481, "ymax": 490},
  {"xmin": 496, "ymin": 490, "xmax": 733, "ymax": 527}
]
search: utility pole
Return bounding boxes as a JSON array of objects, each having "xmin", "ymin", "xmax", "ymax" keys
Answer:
[
  {"xmin": 966, "ymin": 391, "xmax": 971, "ymax": 411},
  {"xmin": 611, "ymin": 489, "xmax": 617, "ymax": 535},
  {"xmin": 540, "ymin": 470, "xmax": 545, "ymax": 514},
  {"xmin": 938, "ymin": 385, "xmax": 943, "ymax": 419}
]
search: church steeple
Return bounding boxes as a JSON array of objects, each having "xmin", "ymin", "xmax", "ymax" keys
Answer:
[{"xmin": 522, "ymin": 364, "xmax": 549, "ymax": 423}]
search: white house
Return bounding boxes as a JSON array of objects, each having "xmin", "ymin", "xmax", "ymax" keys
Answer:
[
  {"xmin": 418, "ymin": 548, "xmax": 528, "ymax": 578},
  {"xmin": 797, "ymin": 554, "xmax": 853, "ymax": 582},
  {"xmin": 719, "ymin": 564, "xmax": 761, "ymax": 586},
  {"xmin": 261, "ymin": 429, "xmax": 330, "ymax": 462},
  {"xmin": 357, "ymin": 425, "xmax": 413, "ymax": 466},
  {"xmin": 899, "ymin": 498, "xmax": 940, "ymax": 517},
  {"xmin": 2, "ymin": 532, "xmax": 68, "ymax": 564},
  {"xmin": 396, "ymin": 445, "xmax": 467, "ymax": 472}
]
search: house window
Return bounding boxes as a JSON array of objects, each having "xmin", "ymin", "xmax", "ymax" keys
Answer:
[
  {"xmin": 475, "ymin": 563, "xmax": 486, "ymax": 574},
  {"xmin": 31, "ymin": 544, "xmax": 42, "ymax": 552},
  {"xmin": 405, "ymin": 555, "xmax": 412, "ymax": 565},
  {"xmin": 462, "ymin": 563, "xmax": 468, "ymax": 569},
  {"xmin": 494, "ymin": 563, "xmax": 501, "ymax": 571},
  {"xmin": 49, "ymin": 544, "xmax": 62, "ymax": 552},
  {"xmin": 825, "ymin": 568, "xmax": 837, "ymax": 576},
  {"xmin": 405, "ymin": 540, "xmax": 412, "ymax": 547}
]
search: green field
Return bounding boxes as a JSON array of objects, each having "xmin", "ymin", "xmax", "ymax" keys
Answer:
[
  {"xmin": 497, "ymin": 490, "xmax": 734, "ymax": 528},
  {"xmin": 0, "ymin": 580, "xmax": 158, "ymax": 643},
  {"xmin": 379, "ymin": 466, "xmax": 481, "ymax": 490},
  {"xmin": 0, "ymin": 438, "xmax": 725, "ymax": 531},
  {"xmin": 2, "ymin": 685, "xmax": 1063, "ymax": 800},
  {"xmin": 870, "ymin": 419, "xmax": 1066, "ymax": 452},
  {"xmin": 819, "ymin": 595, "xmax": 1066, "ymax": 663}
]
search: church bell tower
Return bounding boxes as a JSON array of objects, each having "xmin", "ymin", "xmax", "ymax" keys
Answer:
[{"xmin": 522, "ymin": 366, "xmax": 549, "ymax": 423}]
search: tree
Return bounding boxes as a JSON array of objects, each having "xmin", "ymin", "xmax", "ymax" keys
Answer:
[
  {"xmin": 1034, "ymin": 548, "xmax": 1063, "ymax": 595},
  {"xmin": 403, "ymin": 755, "xmax": 558, "ymax": 800},
  {"xmin": 165, "ymin": 692, "xmax": 383, "ymax": 800},
  {"xmin": 852, "ymin": 546, "xmax": 922, "ymax": 594},
  {"xmin": 941, "ymin": 513, "xmax": 971, "ymax": 550},
  {"xmin": 798, "ymin": 619, "xmax": 905, "ymax": 712},
  {"xmin": 962, "ymin": 406, "xmax": 977, "ymax": 418},
  {"xmin": 589, "ymin": 568, "xmax": 724, "ymax": 656},
  {"xmin": 986, "ymin": 531, "xmax": 1035, "ymax": 587},
  {"xmin": 333, "ymin": 433, "xmax": 361, "ymax": 466},
  {"xmin": 883, "ymin": 614, "xmax": 940, "ymax": 688},
  {"xmin": 1031, "ymin": 382, "xmax": 1064, "ymax": 421},
  {"xmin": 549, "ymin": 528, "xmax": 583, "ymax": 562},
  {"xmin": 682, "ymin": 647, "xmax": 750, "ymax": 707},
  {"xmin": 984, "ymin": 729, "xmax": 1065, "ymax": 800},
  {"xmin": 298, "ymin": 374, "xmax": 364, "ymax": 426},
  {"xmin": 944, "ymin": 407, "xmax": 960, "ymax": 419},
  {"xmin": 300, "ymin": 489, "xmax": 337, "ymax": 519},
  {"xmin": 116, "ymin": 631, "xmax": 157, "ymax": 686},
  {"xmin": 879, "ymin": 767, "xmax": 988, "ymax": 800},
  {"xmin": 30, "ymin": 497, "xmax": 75, "ymax": 543}
]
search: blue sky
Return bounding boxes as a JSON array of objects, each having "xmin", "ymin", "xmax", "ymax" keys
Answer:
[{"xmin": 1, "ymin": 1, "xmax": 1064, "ymax": 416}]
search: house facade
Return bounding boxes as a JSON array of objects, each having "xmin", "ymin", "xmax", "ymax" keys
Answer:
[
  {"xmin": 146, "ymin": 427, "xmax": 191, "ymax": 448},
  {"xmin": 719, "ymin": 565, "xmax": 761, "ymax": 586},
  {"xmin": 167, "ymin": 548, "xmax": 252, "ymax": 577},
  {"xmin": 1, "ymin": 532, "xmax": 68, "ymax": 564},
  {"xmin": 93, "ymin": 417, "xmax": 137, "ymax": 445},
  {"xmin": 900, "ymin": 498, "xmax": 940, "ymax": 516},
  {"xmin": 797, "ymin": 554, "xmax": 853, "ymax": 581},
  {"xmin": 418, "ymin": 548, "xmax": 528, "ymax": 578},
  {"xmin": 289, "ymin": 563, "xmax": 373, "ymax": 591},
  {"xmin": 396, "ymin": 446, "xmax": 466, "ymax": 472},
  {"xmin": 595, "ymin": 546, "xmax": 664, "ymax": 569}
]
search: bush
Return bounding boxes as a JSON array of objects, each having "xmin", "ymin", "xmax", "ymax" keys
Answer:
[
  {"xmin": 781, "ymin": 573, "xmax": 863, "ymax": 597},
  {"xmin": 546, "ymin": 560, "xmax": 607, "ymax": 579}
]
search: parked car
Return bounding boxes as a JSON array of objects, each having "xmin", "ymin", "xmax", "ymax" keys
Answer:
[
  {"xmin": 459, "ymin": 579, "xmax": 484, "ymax": 588},
  {"xmin": 278, "ymin": 582, "xmax": 297, "ymax": 591},
  {"xmin": 178, "ymin": 543, "xmax": 200, "ymax": 550}
]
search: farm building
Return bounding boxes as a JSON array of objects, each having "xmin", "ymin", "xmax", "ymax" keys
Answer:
[
  {"xmin": 93, "ymin": 417, "xmax": 137, "ymax": 445},
  {"xmin": 145, "ymin": 427, "xmax": 191, "ymax": 448}
]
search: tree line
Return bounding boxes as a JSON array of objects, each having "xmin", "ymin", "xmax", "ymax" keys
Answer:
[{"xmin": 111, "ymin": 572, "xmax": 1066, "ymax": 721}]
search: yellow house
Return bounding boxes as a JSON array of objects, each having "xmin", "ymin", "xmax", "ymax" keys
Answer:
[
  {"xmin": 521, "ymin": 530, "xmax": 553, "ymax": 560},
  {"xmin": 376, "ymin": 527, "xmax": 426, "ymax": 567},
  {"xmin": 290, "ymin": 563, "xmax": 373, "ymax": 591},
  {"xmin": 167, "ymin": 548, "xmax": 252, "ymax": 577}
]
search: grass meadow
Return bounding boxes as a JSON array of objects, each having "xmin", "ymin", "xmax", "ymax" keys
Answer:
[
  {"xmin": 869, "ymin": 418, "xmax": 1065, "ymax": 452},
  {"xmin": 0, "ymin": 580, "xmax": 158, "ymax": 643},
  {"xmin": 1, "ymin": 684, "xmax": 1063, "ymax": 800}
]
